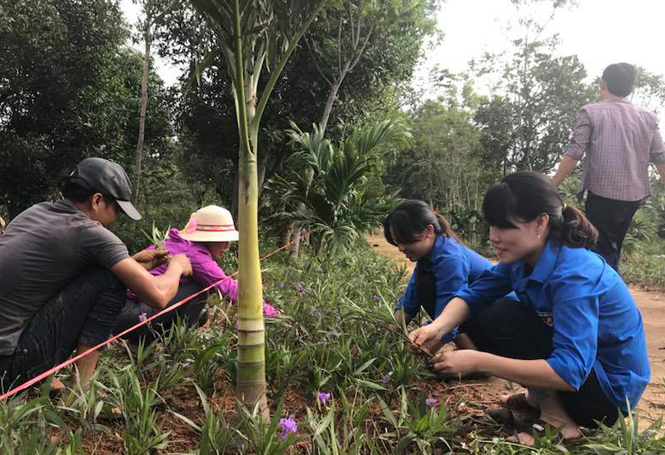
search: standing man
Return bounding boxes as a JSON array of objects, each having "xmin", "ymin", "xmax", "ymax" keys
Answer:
[
  {"xmin": 553, "ymin": 62, "xmax": 665, "ymax": 272},
  {"xmin": 0, "ymin": 157, "xmax": 192, "ymax": 391}
]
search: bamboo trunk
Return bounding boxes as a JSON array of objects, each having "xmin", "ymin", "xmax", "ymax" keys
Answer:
[
  {"xmin": 231, "ymin": 0, "xmax": 267, "ymax": 420},
  {"xmin": 235, "ymin": 131, "xmax": 268, "ymax": 418}
]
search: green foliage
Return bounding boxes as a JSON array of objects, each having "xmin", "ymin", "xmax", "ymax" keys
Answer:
[
  {"xmin": 154, "ymin": 0, "xmax": 439, "ymax": 201},
  {"xmin": 266, "ymin": 119, "xmax": 408, "ymax": 254},
  {"xmin": 473, "ymin": 49, "xmax": 595, "ymax": 174},
  {"xmin": 1, "ymin": 238, "xmax": 664, "ymax": 452},
  {"xmin": 111, "ymin": 368, "xmax": 170, "ymax": 454},
  {"xmin": 384, "ymin": 99, "xmax": 490, "ymax": 244},
  {"xmin": 468, "ymin": 2, "xmax": 596, "ymax": 175},
  {"xmin": 0, "ymin": 0, "xmax": 173, "ymax": 217},
  {"xmin": 172, "ymin": 385, "xmax": 235, "ymax": 454}
]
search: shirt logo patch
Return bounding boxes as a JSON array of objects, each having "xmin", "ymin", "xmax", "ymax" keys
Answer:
[{"xmin": 537, "ymin": 311, "xmax": 554, "ymax": 327}]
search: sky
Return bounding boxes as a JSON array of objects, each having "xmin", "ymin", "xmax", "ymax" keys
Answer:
[
  {"xmin": 120, "ymin": 0, "xmax": 665, "ymax": 106},
  {"xmin": 421, "ymin": 0, "xmax": 665, "ymax": 87}
]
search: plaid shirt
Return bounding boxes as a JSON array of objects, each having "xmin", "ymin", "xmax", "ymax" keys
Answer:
[{"xmin": 565, "ymin": 98, "xmax": 665, "ymax": 201}]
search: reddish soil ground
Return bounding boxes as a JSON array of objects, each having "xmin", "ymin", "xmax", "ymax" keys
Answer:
[{"xmin": 367, "ymin": 233, "xmax": 665, "ymax": 430}]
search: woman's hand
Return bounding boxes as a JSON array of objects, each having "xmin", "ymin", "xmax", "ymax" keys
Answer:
[
  {"xmin": 408, "ymin": 324, "xmax": 445, "ymax": 356},
  {"xmin": 132, "ymin": 249, "xmax": 170, "ymax": 270},
  {"xmin": 430, "ymin": 350, "xmax": 481, "ymax": 377}
]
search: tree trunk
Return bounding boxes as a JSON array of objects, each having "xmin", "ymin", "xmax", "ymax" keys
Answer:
[
  {"xmin": 132, "ymin": 30, "xmax": 151, "ymax": 206},
  {"xmin": 288, "ymin": 227, "xmax": 302, "ymax": 262},
  {"xmin": 236, "ymin": 127, "xmax": 268, "ymax": 420},
  {"xmin": 231, "ymin": 0, "xmax": 268, "ymax": 420},
  {"xmin": 282, "ymin": 222, "xmax": 294, "ymax": 248},
  {"xmin": 320, "ymin": 76, "xmax": 345, "ymax": 133}
]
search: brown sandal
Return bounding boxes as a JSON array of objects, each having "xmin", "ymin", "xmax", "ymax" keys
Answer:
[
  {"xmin": 487, "ymin": 407, "xmax": 516, "ymax": 426},
  {"xmin": 506, "ymin": 392, "xmax": 539, "ymax": 413}
]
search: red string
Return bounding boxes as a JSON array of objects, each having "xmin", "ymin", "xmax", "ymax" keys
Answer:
[{"xmin": 0, "ymin": 231, "xmax": 307, "ymax": 401}]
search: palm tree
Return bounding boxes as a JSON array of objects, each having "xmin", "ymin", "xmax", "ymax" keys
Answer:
[
  {"xmin": 188, "ymin": 0, "xmax": 328, "ymax": 418},
  {"xmin": 267, "ymin": 119, "xmax": 409, "ymax": 254}
]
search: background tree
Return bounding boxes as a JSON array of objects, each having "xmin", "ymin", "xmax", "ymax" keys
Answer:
[
  {"xmin": 0, "ymin": 0, "xmax": 173, "ymax": 218},
  {"xmin": 472, "ymin": 42, "xmax": 595, "ymax": 174},
  {"xmin": 384, "ymin": 97, "xmax": 490, "ymax": 244},
  {"xmin": 153, "ymin": 0, "xmax": 438, "ymax": 212},
  {"xmin": 466, "ymin": 0, "xmax": 594, "ymax": 175},
  {"xmin": 130, "ymin": 0, "xmax": 182, "ymax": 206}
]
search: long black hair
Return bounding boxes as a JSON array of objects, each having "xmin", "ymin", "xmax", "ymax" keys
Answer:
[
  {"xmin": 383, "ymin": 200, "xmax": 458, "ymax": 245},
  {"xmin": 482, "ymin": 171, "xmax": 597, "ymax": 249}
]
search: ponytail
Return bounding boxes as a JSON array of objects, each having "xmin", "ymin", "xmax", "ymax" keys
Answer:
[
  {"xmin": 549, "ymin": 204, "xmax": 598, "ymax": 249},
  {"xmin": 435, "ymin": 213, "xmax": 460, "ymax": 243}
]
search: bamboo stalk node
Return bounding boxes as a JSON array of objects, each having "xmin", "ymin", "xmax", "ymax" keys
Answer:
[
  {"xmin": 237, "ymin": 319, "xmax": 264, "ymax": 331},
  {"xmin": 237, "ymin": 342, "xmax": 265, "ymax": 349},
  {"xmin": 237, "ymin": 361, "xmax": 265, "ymax": 367}
]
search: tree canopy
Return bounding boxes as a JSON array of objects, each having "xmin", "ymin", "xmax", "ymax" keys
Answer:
[{"xmin": 0, "ymin": 0, "xmax": 172, "ymax": 217}]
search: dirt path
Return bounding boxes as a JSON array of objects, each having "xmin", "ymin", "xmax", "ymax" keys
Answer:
[{"xmin": 367, "ymin": 233, "xmax": 665, "ymax": 427}]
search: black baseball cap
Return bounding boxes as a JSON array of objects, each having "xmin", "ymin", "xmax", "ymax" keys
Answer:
[{"xmin": 66, "ymin": 157, "xmax": 142, "ymax": 220}]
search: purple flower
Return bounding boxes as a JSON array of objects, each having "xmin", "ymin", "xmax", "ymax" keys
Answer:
[
  {"xmin": 280, "ymin": 281, "xmax": 285, "ymax": 289},
  {"xmin": 379, "ymin": 373, "xmax": 389, "ymax": 385},
  {"xmin": 278, "ymin": 415, "xmax": 297, "ymax": 440},
  {"xmin": 371, "ymin": 294, "xmax": 379, "ymax": 301},
  {"xmin": 138, "ymin": 312, "xmax": 148, "ymax": 322},
  {"xmin": 293, "ymin": 283, "xmax": 306, "ymax": 296},
  {"xmin": 425, "ymin": 398, "xmax": 437, "ymax": 407},
  {"xmin": 317, "ymin": 392, "xmax": 331, "ymax": 405}
]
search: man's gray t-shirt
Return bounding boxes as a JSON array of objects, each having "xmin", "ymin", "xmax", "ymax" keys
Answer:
[{"xmin": 0, "ymin": 200, "xmax": 129, "ymax": 355}]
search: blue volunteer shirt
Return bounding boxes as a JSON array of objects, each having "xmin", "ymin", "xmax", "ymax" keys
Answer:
[
  {"xmin": 396, "ymin": 236, "xmax": 495, "ymax": 341},
  {"xmin": 456, "ymin": 240, "xmax": 650, "ymax": 411}
]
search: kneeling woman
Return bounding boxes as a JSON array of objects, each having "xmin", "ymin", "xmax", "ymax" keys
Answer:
[
  {"xmin": 384, "ymin": 200, "xmax": 502, "ymax": 348},
  {"xmin": 115, "ymin": 205, "xmax": 277, "ymax": 345},
  {"xmin": 410, "ymin": 172, "xmax": 649, "ymax": 443}
]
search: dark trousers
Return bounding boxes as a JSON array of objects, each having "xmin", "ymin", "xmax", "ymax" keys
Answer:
[
  {"xmin": 0, "ymin": 268, "xmax": 125, "ymax": 392},
  {"xmin": 461, "ymin": 299, "xmax": 622, "ymax": 428},
  {"xmin": 585, "ymin": 192, "xmax": 641, "ymax": 273},
  {"xmin": 113, "ymin": 281, "xmax": 209, "ymax": 345}
]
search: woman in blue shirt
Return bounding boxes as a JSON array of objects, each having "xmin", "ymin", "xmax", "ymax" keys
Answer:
[
  {"xmin": 384, "ymin": 200, "xmax": 494, "ymax": 347},
  {"xmin": 409, "ymin": 172, "xmax": 649, "ymax": 445}
]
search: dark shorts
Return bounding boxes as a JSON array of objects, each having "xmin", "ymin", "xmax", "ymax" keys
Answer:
[
  {"xmin": 461, "ymin": 298, "xmax": 624, "ymax": 428},
  {"xmin": 0, "ymin": 267, "xmax": 125, "ymax": 392},
  {"xmin": 113, "ymin": 281, "xmax": 209, "ymax": 345}
]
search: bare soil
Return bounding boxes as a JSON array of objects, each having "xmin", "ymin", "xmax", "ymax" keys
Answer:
[{"xmin": 367, "ymin": 233, "xmax": 665, "ymax": 429}]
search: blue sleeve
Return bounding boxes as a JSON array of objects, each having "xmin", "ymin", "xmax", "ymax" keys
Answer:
[
  {"xmin": 545, "ymin": 273, "xmax": 600, "ymax": 391},
  {"xmin": 396, "ymin": 270, "xmax": 419, "ymax": 317},
  {"xmin": 455, "ymin": 262, "xmax": 514, "ymax": 315},
  {"xmin": 432, "ymin": 252, "xmax": 470, "ymax": 318}
]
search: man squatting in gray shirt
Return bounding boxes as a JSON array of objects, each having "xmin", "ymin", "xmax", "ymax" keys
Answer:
[{"xmin": 0, "ymin": 157, "xmax": 193, "ymax": 391}]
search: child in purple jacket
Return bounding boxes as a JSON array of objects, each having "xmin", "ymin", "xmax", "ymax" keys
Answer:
[{"xmin": 114, "ymin": 205, "xmax": 277, "ymax": 345}]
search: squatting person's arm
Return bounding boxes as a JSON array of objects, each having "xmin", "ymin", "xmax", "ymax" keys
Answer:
[{"xmin": 112, "ymin": 254, "xmax": 192, "ymax": 309}]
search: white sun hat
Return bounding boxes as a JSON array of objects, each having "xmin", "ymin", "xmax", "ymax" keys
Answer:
[{"xmin": 179, "ymin": 205, "xmax": 239, "ymax": 242}]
